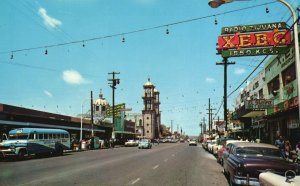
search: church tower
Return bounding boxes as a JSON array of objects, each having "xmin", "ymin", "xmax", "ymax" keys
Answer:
[{"xmin": 142, "ymin": 78, "xmax": 160, "ymax": 139}]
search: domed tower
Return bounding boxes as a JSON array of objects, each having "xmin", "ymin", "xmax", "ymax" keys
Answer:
[
  {"xmin": 94, "ymin": 90, "xmax": 109, "ymax": 118},
  {"xmin": 142, "ymin": 78, "xmax": 160, "ymax": 139}
]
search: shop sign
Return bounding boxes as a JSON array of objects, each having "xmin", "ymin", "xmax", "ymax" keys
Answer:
[
  {"xmin": 245, "ymin": 99, "xmax": 273, "ymax": 110},
  {"xmin": 284, "ymin": 97, "xmax": 298, "ymax": 110},
  {"xmin": 221, "ymin": 22, "xmax": 287, "ymax": 35},
  {"xmin": 288, "ymin": 122, "xmax": 299, "ymax": 129},
  {"xmin": 106, "ymin": 103, "xmax": 125, "ymax": 117}
]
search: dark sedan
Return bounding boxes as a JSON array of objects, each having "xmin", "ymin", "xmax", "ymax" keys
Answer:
[{"xmin": 223, "ymin": 142, "xmax": 297, "ymax": 186}]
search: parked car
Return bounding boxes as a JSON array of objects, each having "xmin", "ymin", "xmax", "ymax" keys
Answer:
[
  {"xmin": 125, "ymin": 139, "xmax": 138, "ymax": 147},
  {"xmin": 207, "ymin": 140, "xmax": 216, "ymax": 153},
  {"xmin": 223, "ymin": 142, "xmax": 297, "ymax": 186},
  {"xmin": 217, "ymin": 140, "xmax": 241, "ymax": 165},
  {"xmin": 202, "ymin": 140, "xmax": 211, "ymax": 151},
  {"xmin": 189, "ymin": 139, "xmax": 197, "ymax": 146},
  {"xmin": 138, "ymin": 139, "xmax": 152, "ymax": 149},
  {"xmin": 259, "ymin": 170, "xmax": 300, "ymax": 186}
]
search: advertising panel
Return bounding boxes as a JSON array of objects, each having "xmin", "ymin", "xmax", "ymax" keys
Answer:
[{"xmin": 217, "ymin": 22, "xmax": 291, "ymax": 58}]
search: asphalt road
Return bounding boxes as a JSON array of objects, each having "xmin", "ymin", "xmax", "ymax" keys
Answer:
[{"xmin": 0, "ymin": 143, "xmax": 228, "ymax": 186}]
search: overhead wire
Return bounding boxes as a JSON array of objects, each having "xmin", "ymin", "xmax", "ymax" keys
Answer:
[{"xmin": 0, "ymin": 1, "xmax": 278, "ymax": 55}]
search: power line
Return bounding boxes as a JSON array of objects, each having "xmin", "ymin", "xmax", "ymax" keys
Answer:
[{"xmin": 0, "ymin": 1, "xmax": 277, "ymax": 55}]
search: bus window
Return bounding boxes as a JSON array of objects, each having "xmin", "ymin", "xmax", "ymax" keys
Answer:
[
  {"xmin": 49, "ymin": 133, "xmax": 53, "ymax": 139},
  {"xmin": 38, "ymin": 133, "xmax": 43, "ymax": 139},
  {"xmin": 53, "ymin": 133, "xmax": 57, "ymax": 139},
  {"xmin": 29, "ymin": 133, "xmax": 34, "ymax": 139},
  {"xmin": 44, "ymin": 133, "xmax": 49, "ymax": 139}
]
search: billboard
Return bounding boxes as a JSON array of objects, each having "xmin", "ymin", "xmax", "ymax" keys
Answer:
[{"xmin": 217, "ymin": 22, "xmax": 291, "ymax": 58}]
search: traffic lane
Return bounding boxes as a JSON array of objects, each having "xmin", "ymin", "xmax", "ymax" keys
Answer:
[
  {"xmin": 0, "ymin": 143, "xmax": 181, "ymax": 186},
  {"xmin": 0, "ymin": 146, "xmax": 146, "ymax": 185},
  {"xmin": 137, "ymin": 144, "xmax": 228, "ymax": 186}
]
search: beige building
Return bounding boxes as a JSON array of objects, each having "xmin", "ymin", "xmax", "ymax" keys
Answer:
[{"xmin": 142, "ymin": 79, "xmax": 161, "ymax": 139}]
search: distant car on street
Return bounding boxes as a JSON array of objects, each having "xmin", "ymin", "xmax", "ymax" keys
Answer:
[
  {"xmin": 189, "ymin": 139, "xmax": 197, "ymax": 146},
  {"xmin": 125, "ymin": 140, "xmax": 138, "ymax": 147},
  {"xmin": 138, "ymin": 139, "xmax": 152, "ymax": 149}
]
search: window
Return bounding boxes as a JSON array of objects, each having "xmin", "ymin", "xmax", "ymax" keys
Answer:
[
  {"xmin": 267, "ymin": 76, "xmax": 280, "ymax": 95},
  {"xmin": 38, "ymin": 133, "xmax": 43, "ymax": 139},
  {"xmin": 44, "ymin": 133, "xmax": 49, "ymax": 139},
  {"xmin": 29, "ymin": 133, "xmax": 34, "ymax": 139},
  {"xmin": 282, "ymin": 63, "xmax": 296, "ymax": 86},
  {"xmin": 147, "ymin": 130, "xmax": 149, "ymax": 133},
  {"xmin": 49, "ymin": 133, "xmax": 53, "ymax": 139},
  {"xmin": 258, "ymin": 89, "xmax": 264, "ymax": 99}
]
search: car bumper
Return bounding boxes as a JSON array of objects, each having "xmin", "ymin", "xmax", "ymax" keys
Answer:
[{"xmin": 233, "ymin": 175, "xmax": 260, "ymax": 186}]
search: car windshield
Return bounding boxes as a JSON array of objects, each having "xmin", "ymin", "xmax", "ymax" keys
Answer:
[
  {"xmin": 140, "ymin": 139, "xmax": 149, "ymax": 142},
  {"xmin": 236, "ymin": 147, "xmax": 283, "ymax": 158}
]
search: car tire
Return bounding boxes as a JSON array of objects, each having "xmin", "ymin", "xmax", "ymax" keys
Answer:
[
  {"xmin": 17, "ymin": 149, "xmax": 26, "ymax": 161},
  {"xmin": 55, "ymin": 146, "xmax": 63, "ymax": 156}
]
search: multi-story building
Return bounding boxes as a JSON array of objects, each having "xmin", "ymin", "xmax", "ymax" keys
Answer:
[
  {"xmin": 142, "ymin": 79, "xmax": 161, "ymax": 139},
  {"xmin": 233, "ymin": 44, "xmax": 299, "ymax": 145}
]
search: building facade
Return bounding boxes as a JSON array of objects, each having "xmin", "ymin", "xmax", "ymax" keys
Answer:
[{"xmin": 142, "ymin": 79, "xmax": 161, "ymax": 139}]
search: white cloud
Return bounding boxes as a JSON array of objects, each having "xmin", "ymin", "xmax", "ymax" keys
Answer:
[
  {"xmin": 234, "ymin": 68, "xmax": 246, "ymax": 75},
  {"xmin": 62, "ymin": 69, "xmax": 90, "ymax": 85},
  {"xmin": 38, "ymin": 7, "xmax": 62, "ymax": 28},
  {"xmin": 44, "ymin": 90, "xmax": 53, "ymax": 98},
  {"xmin": 205, "ymin": 77, "xmax": 216, "ymax": 83}
]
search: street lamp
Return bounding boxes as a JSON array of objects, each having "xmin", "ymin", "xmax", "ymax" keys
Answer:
[
  {"xmin": 80, "ymin": 98, "xmax": 90, "ymax": 141},
  {"xmin": 208, "ymin": 0, "xmax": 300, "ymax": 130}
]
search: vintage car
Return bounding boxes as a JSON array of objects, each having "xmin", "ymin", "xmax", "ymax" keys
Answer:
[
  {"xmin": 125, "ymin": 140, "xmax": 138, "ymax": 147},
  {"xmin": 189, "ymin": 139, "xmax": 197, "ymax": 146},
  {"xmin": 217, "ymin": 139, "xmax": 241, "ymax": 165},
  {"xmin": 138, "ymin": 139, "xmax": 152, "ymax": 149},
  {"xmin": 207, "ymin": 139, "xmax": 216, "ymax": 153},
  {"xmin": 259, "ymin": 170, "xmax": 300, "ymax": 186},
  {"xmin": 223, "ymin": 142, "xmax": 297, "ymax": 186}
]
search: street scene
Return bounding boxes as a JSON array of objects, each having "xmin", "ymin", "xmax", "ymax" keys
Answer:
[
  {"xmin": 1, "ymin": 0, "xmax": 300, "ymax": 186},
  {"xmin": 1, "ymin": 143, "xmax": 227, "ymax": 186}
]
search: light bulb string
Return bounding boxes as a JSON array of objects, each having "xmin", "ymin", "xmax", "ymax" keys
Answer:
[{"xmin": 0, "ymin": 1, "xmax": 277, "ymax": 55}]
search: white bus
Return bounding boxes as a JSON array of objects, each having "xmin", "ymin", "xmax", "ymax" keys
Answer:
[{"xmin": 0, "ymin": 128, "xmax": 70, "ymax": 160}]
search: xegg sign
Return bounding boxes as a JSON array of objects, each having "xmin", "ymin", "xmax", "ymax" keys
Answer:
[{"xmin": 217, "ymin": 22, "xmax": 291, "ymax": 57}]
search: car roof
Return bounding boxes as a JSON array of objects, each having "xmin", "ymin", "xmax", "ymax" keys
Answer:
[{"xmin": 233, "ymin": 142, "xmax": 278, "ymax": 149}]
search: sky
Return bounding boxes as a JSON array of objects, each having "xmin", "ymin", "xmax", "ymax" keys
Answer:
[{"xmin": 0, "ymin": 0, "xmax": 299, "ymax": 136}]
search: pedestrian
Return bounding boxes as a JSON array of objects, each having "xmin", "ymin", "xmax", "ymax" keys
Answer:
[
  {"xmin": 275, "ymin": 135, "xmax": 284, "ymax": 153},
  {"xmin": 295, "ymin": 141, "xmax": 300, "ymax": 162},
  {"xmin": 284, "ymin": 140, "xmax": 292, "ymax": 160},
  {"xmin": 157, "ymin": 138, "xmax": 160, "ymax": 145}
]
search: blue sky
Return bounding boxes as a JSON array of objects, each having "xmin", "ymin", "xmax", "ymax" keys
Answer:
[{"xmin": 0, "ymin": 0, "xmax": 299, "ymax": 136}]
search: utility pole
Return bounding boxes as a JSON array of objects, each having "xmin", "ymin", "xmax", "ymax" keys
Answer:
[
  {"xmin": 206, "ymin": 98, "xmax": 215, "ymax": 132},
  {"xmin": 90, "ymin": 91, "xmax": 94, "ymax": 136},
  {"xmin": 202, "ymin": 117, "xmax": 206, "ymax": 133},
  {"xmin": 171, "ymin": 120, "xmax": 173, "ymax": 134},
  {"xmin": 108, "ymin": 72, "xmax": 120, "ymax": 138},
  {"xmin": 216, "ymin": 57, "xmax": 235, "ymax": 132}
]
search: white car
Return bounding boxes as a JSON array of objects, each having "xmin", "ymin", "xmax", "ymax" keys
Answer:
[
  {"xmin": 189, "ymin": 139, "xmax": 197, "ymax": 146},
  {"xmin": 259, "ymin": 170, "xmax": 300, "ymax": 186},
  {"xmin": 125, "ymin": 140, "xmax": 138, "ymax": 147},
  {"xmin": 207, "ymin": 140, "xmax": 216, "ymax": 153}
]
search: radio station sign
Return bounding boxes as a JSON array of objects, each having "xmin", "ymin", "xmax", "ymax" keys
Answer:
[
  {"xmin": 217, "ymin": 22, "xmax": 291, "ymax": 58},
  {"xmin": 245, "ymin": 99, "xmax": 273, "ymax": 110}
]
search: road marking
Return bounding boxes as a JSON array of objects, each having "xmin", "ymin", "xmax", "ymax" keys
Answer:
[
  {"xmin": 131, "ymin": 178, "xmax": 141, "ymax": 185},
  {"xmin": 164, "ymin": 159, "xmax": 168, "ymax": 162},
  {"xmin": 152, "ymin": 165, "xmax": 159, "ymax": 170}
]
